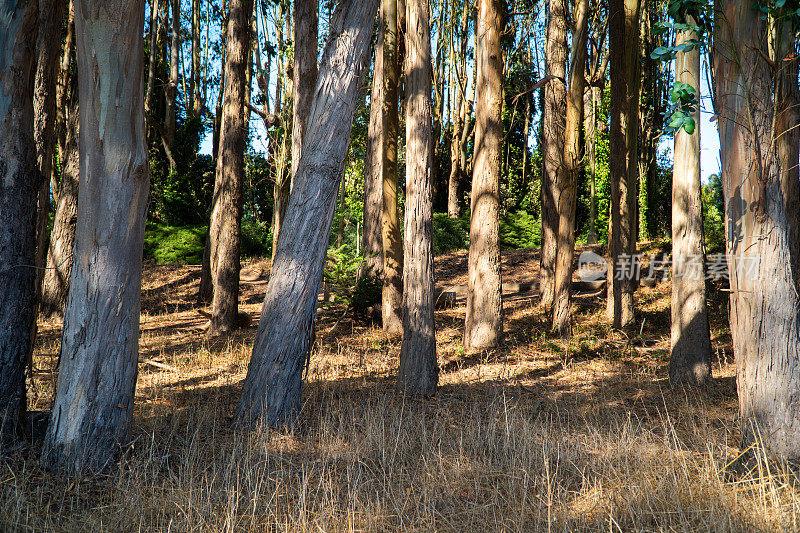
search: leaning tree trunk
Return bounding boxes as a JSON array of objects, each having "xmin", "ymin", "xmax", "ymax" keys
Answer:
[
  {"xmin": 539, "ymin": 0, "xmax": 568, "ymax": 309},
  {"xmin": 40, "ymin": 85, "xmax": 79, "ymax": 318},
  {"xmin": 398, "ymin": 0, "xmax": 438, "ymax": 395},
  {"xmin": 714, "ymin": 0, "xmax": 800, "ymax": 460},
  {"xmin": 292, "ymin": 0, "xmax": 318, "ymax": 181},
  {"xmin": 207, "ymin": 0, "xmax": 253, "ymax": 337},
  {"xmin": 41, "ymin": 0, "xmax": 149, "ymax": 474},
  {"xmin": 381, "ymin": 0, "xmax": 404, "ymax": 336},
  {"xmin": 552, "ymin": 0, "xmax": 588, "ymax": 336},
  {"xmin": 464, "ymin": 0, "xmax": 503, "ymax": 352},
  {"xmin": 606, "ymin": 0, "xmax": 640, "ymax": 328},
  {"xmin": 668, "ymin": 18, "xmax": 712, "ymax": 386},
  {"xmin": 0, "ymin": 0, "xmax": 40, "ymax": 445},
  {"xmin": 361, "ymin": 13, "xmax": 385, "ymax": 281},
  {"xmin": 233, "ymin": 0, "xmax": 379, "ymax": 429}
]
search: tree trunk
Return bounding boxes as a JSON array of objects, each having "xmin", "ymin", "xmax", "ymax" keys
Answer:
[
  {"xmin": 606, "ymin": 0, "xmax": 640, "ymax": 328},
  {"xmin": 447, "ymin": 0, "xmax": 470, "ymax": 219},
  {"xmin": 145, "ymin": 0, "xmax": 159, "ymax": 117},
  {"xmin": 552, "ymin": 0, "xmax": 588, "ymax": 336},
  {"xmin": 539, "ymin": 0, "xmax": 568, "ymax": 309},
  {"xmin": 399, "ymin": 0, "xmax": 437, "ymax": 395},
  {"xmin": 715, "ymin": 0, "xmax": 800, "ymax": 459},
  {"xmin": 41, "ymin": 0, "xmax": 148, "ymax": 474},
  {"xmin": 464, "ymin": 0, "xmax": 503, "ymax": 351},
  {"xmin": 381, "ymin": 0, "xmax": 404, "ymax": 336},
  {"xmin": 233, "ymin": 0, "xmax": 379, "ymax": 429},
  {"xmin": 162, "ymin": 0, "xmax": 179, "ymax": 171},
  {"xmin": 292, "ymin": 0, "xmax": 318, "ymax": 181},
  {"xmin": 40, "ymin": 80, "xmax": 79, "ymax": 318},
  {"xmin": 207, "ymin": 0, "xmax": 253, "ymax": 336},
  {"xmin": 668, "ymin": 18, "xmax": 711, "ymax": 386},
  {"xmin": 0, "ymin": 0, "xmax": 40, "ymax": 445},
  {"xmin": 191, "ymin": 0, "xmax": 202, "ymax": 116},
  {"xmin": 360, "ymin": 18, "xmax": 385, "ymax": 281}
]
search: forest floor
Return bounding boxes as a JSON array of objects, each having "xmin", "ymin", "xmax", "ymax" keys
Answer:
[{"xmin": 4, "ymin": 247, "xmax": 799, "ymax": 531}]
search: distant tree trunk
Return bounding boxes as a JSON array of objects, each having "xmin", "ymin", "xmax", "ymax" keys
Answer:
[
  {"xmin": 40, "ymin": 82, "xmax": 79, "ymax": 318},
  {"xmin": 399, "ymin": 0, "xmax": 437, "ymax": 395},
  {"xmin": 207, "ymin": 0, "xmax": 253, "ymax": 336},
  {"xmin": 361, "ymin": 18, "xmax": 385, "ymax": 280},
  {"xmin": 292, "ymin": 0, "xmax": 318, "ymax": 181},
  {"xmin": 271, "ymin": 0, "xmax": 290, "ymax": 257},
  {"xmin": 447, "ymin": 0, "xmax": 470, "ymax": 219},
  {"xmin": 606, "ymin": 0, "xmax": 640, "ymax": 328},
  {"xmin": 0, "ymin": 0, "xmax": 40, "ymax": 445},
  {"xmin": 464, "ymin": 0, "xmax": 503, "ymax": 351},
  {"xmin": 163, "ymin": 0, "xmax": 179, "ymax": 171},
  {"xmin": 41, "ymin": 0, "xmax": 148, "ymax": 474},
  {"xmin": 714, "ymin": 0, "xmax": 800, "ymax": 460},
  {"xmin": 539, "ymin": 0, "xmax": 568, "ymax": 309},
  {"xmin": 233, "ymin": 0, "xmax": 379, "ymax": 429},
  {"xmin": 145, "ymin": 0, "xmax": 159, "ymax": 118},
  {"xmin": 669, "ymin": 18, "xmax": 711, "ymax": 386},
  {"xmin": 381, "ymin": 0, "xmax": 404, "ymax": 335},
  {"xmin": 552, "ymin": 0, "xmax": 588, "ymax": 336},
  {"xmin": 191, "ymin": 0, "xmax": 202, "ymax": 116}
]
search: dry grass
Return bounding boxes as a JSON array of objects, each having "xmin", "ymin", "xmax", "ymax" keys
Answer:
[{"xmin": 3, "ymin": 251, "xmax": 799, "ymax": 531}]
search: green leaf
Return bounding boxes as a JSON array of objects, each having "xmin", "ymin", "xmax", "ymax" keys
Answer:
[{"xmin": 683, "ymin": 117, "xmax": 696, "ymax": 134}]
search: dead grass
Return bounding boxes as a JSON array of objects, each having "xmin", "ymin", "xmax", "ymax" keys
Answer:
[{"xmin": 3, "ymin": 251, "xmax": 799, "ymax": 531}]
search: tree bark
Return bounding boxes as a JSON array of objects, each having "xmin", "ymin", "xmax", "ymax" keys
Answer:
[
  {"xmin": 606, "ymin": 0, "xmax": 640, "ymax": 328},
  {"xmin": 0, "ymin": 0, "xmax": 40, "ymax": 445},
  {"xmin": 40, "ymin": 79, "xmax": 79, "ymax": 318},
  {"xmin": 447, "ymin": 0, "xmax": 470, "ymax": 218},
  {"xmin": 381, "ymin": 0, "xmax": 404, "ymax": 336},
  {"xmin": 539, "ymin": 0, "xmax": 568, "ymax": 309},
  {"xmin": 41, "ymin": 0, "xmax": 148, "ymax": 474},
  {"xmin": 464, "ymin": 0, "xmax": 504, "ymax": 351},
  {"xmin": 714, "ymin": 0, "xmax": 800, "ymax": 460},
  {"xmin": 552, "ymin": 0, "xmax": 588, "ymax": 336},
  {"xmin": 361, "ymin": 16, "xmax": 385, "ymax": 281},
  {"xmin": 207, "ymin": 0, "xmax": 253, "ymax": 336},
  {"xmin": 292, "ymin": 0, "xmax": 318, "ymax": 181},
  {"xmin": 233, "ymin": 0, "xmax": 379, "ymax": 429},
  {"xmin": 399, "ymin": 0, "xmax": 438, "ymax": 395},
  {"xmin": 668, "ymin": 18, "xmax": 712, "ymax": 386}
]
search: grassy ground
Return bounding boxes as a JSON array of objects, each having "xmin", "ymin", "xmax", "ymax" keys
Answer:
[{"xmin": 3, "ymin": 249, "xmax": 799, "ymax": 531}]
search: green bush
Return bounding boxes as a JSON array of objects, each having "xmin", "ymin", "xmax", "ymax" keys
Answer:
[
  {"xmin": 500, "ymin": 210, "xmax": 541, "ymax": 250},
  {"xmin": 241, "ymin": 218, "xmax": 272, "ymax": 258},
  {"xmin": 143, "ymin": 223, "xmax": 206, "ymax": 264},
  {"xmin": 432, "ymin": 212, "xmax": 470, "ymax": 254},
  {"xmin": 702, "ymin": 174, "xmax": 725, "ymax": 254}
]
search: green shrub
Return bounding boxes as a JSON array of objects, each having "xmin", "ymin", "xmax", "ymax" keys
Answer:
[
  {"xmin": 432, "ymin": 212, "xmax": 470, "ymax": 254},
  {"xmin": 702, "ymin": 174, "xmax": 725, "ymax": 254},
  {"xmin": 241, "ymin": 218, "xmax": 272, "ymax": 258},
  {"xmin": 143, "ymin": 223, "xmax": 206, "ymax": 264},
  {"xmin": 500, "ymin": 210, "xmax": 540, "ymax": 250}
]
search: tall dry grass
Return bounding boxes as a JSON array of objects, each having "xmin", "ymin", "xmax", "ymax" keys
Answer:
[{"xmin": 2, "ymin": 267, "xmax": 798, "ymax": 531}]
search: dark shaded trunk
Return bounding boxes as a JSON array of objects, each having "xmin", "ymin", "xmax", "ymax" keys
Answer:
[
  {"xmin": 398, "ymin": 0, "xmax": 437, "ymax": 395},
  {"xmin": 464, "ymin": 0, "xmax": 504, "ymax": 351},
  {"xmin": 668, "ymin": 18, "xmax": 711, "ymax": 386},
  {"xmin": 42, "ymin": 0, "xmax": 148, "ymax": 474},
  {"xmin": 233, "ymin": 0, "xmax": 379, "ymax": 429},
  {"xmin": 606, "ymin": 0, "xmax": 640, "ymax": 328},
  {"xmin": 207, "ymin": 0, "xmax": 253, "ymax": 336},
  {"xmin": 0, "ymin": 0, "xmax": 40, "ymax": 445},
  {"xmin": 447, "ymin": 0, "xmax": 470, "ymax": 219}
]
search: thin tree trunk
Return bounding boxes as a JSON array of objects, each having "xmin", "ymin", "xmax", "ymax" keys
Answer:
[
  {"xmin": 399, "ymin": 0, "xmax": 437, "ymax": 395},
  {"xmin": 447, "ymin": 0, "xmax": 470, "ymax": 218},
  {"xmin": 40, "ymin": 78, "xmax": 79, "ymax": 318},
  {"xmin": 191, "ymin": 0, "xmax": 201, "ymax": 116},
  {"xmin": 360, "ymin": 18, "xmax": 385, "ymax": 281},
  {"xmin": 552, "ymin": 0, "xmax": 588, "ymax": 335},
  {"xmin": 669, "ymin": 18, "xmax": 711, "ymax": 386},
  {"xmin": 714, "ymin": 0, "xmax": 800, "ymax": 459},
  {"xmin": 0, "ymin": 0, "xmax": 40, "ymax": 445},
  {"xmin": 234, "ymin": 0, "xmax": 379, "ymax": 429},
  {"xmin": 145, "ymin": 0, "xmax": 159, "ymax": 117},
  {"xmin": 464, "ymin": 0, "xmax": 504, "ymax": 351},
  {"xmin": 606, "ymin": 0, "xmax": 640, "ymax": 328},
  {"xmin": 539, "ymin": 0, "xmax": 568, "ymax": 309},
  {"xmin": 207, "ymin": 0, "xmax": 253, "ymax": 336},
  {"xmin": 41, "ymin": 0, "xmax": 148, "ymax": 473},
  {"xmin": 381, "ymin": 0, "xmax": 404, "ymax": 336},
  {"xmin": 162, "ymin": 0, "xmax": 179, "ymax": 171}
]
